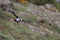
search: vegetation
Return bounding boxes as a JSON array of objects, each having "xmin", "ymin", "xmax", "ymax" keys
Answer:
[
  {"xmin": 10, "ymin": 0, "xmax": 60, "ymax": 11},
  {"xmin": 28, "ymin": 0, "xmax": 60, "ymax": 11},
  {"xmin": 0, "ymin": 0, "xmax": 60, "ymax": 40}
]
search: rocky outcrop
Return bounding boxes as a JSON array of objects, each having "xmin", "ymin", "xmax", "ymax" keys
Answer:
[
  {"xmin": 45, "ymin": 4, "xmax": 59, "ymax": 12},
  {"xmin": 0, "ymin": 0, "xmax": 10, "ymax": 4}
]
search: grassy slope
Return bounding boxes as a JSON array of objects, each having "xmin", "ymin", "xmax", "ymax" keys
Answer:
[{"xmin": 0, "ymin": 2, "xmax": 60, "ymax": 40}]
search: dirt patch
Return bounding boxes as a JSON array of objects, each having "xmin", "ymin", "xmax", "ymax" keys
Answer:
[{"xmin": 0, "ymin": 26, "xmax": 6, "ymax": 30}]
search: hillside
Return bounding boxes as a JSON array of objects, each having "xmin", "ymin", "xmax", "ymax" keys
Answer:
[{"xmin": 0, "ymin": 0, "xmax": 60, "ymax": 40}]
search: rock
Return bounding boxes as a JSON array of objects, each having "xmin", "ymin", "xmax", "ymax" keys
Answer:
[
  {"xmin": 56, "ymin": 0, "xmax": 60, "ymax": 2},
  {"xmin": 0, "ymin": 0, "xmax": 10, "ymax": 4},
  {"xmin": 45, "ymin": 4, "xmax": 59, "ymax": 12},
  {"xmin": 40, "ymin": 31, "xmax": 47, "ymax": 36},
  {"xmin": 45, "ymin": 4, "xmax": 54, "ymax": 9}
]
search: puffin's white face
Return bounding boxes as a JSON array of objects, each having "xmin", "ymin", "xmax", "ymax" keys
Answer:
[
  {"xmin": 16, "ymin": 18, "xmax": 20, "ymax": 21},
  {"xmin": 16, "ymin": 18, "xmax": 22, "ymax": 22}
]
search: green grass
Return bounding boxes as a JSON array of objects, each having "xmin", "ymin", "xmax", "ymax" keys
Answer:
[{"xmin": 44, "ymin": 21, "xmax": 60, "ymax": 33}]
